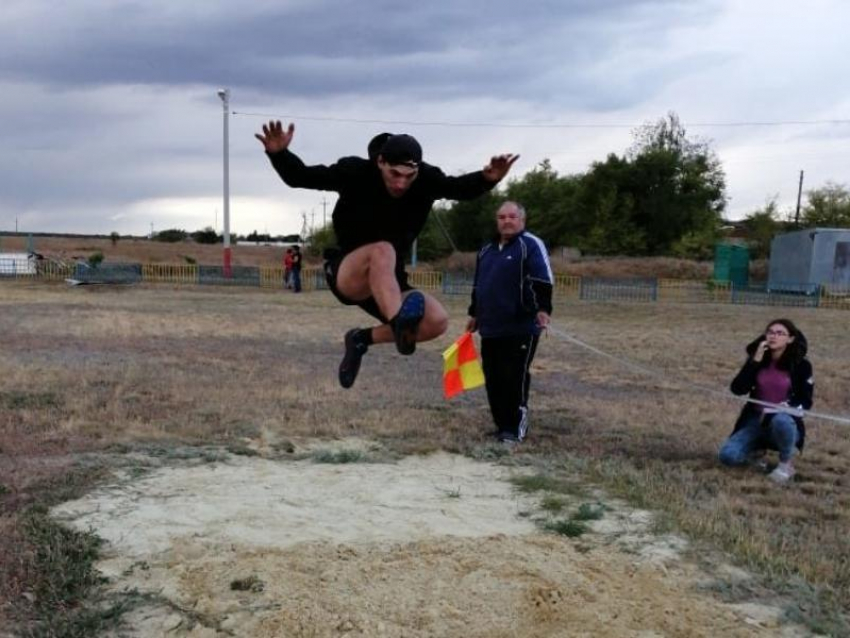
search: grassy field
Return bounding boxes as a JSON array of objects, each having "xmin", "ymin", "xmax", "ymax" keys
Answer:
[
  {"xmin": 1, "ymin": 233, "xmax": 770, "ymax": 279},
  {"xmin": 1, "ymin": 281, "xmax": 848, "ymax": 635}
]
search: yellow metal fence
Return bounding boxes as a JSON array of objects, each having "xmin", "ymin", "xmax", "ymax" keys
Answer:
[
  {"xmin": 141, "ymin": 264, "xmax": 199, "ymax": 284},
  {"xmin": 7, "ymin": 263, "xmax": 849, "ymax": 311}
]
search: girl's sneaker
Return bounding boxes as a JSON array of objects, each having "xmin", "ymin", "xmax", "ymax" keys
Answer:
[{"xmin": 769, "ymin": 462, "xmax": 795, "ymax": 484}]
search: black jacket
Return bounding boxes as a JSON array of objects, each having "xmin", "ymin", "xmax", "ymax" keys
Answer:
[
  {"xmin": 267, "ymin": 149, "xmax": 496, "ymax": 267},
  {"xmin": 729, "ymin": 333, "xmax": 814, "ymax": 451}
]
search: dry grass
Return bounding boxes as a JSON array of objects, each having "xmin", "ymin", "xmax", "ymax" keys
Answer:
[
  {"xmin": 6, "ymin": 234, "xmax": 771, "ymax": 280},
  {"xmin": 1, "ymin": 281, "xmax": 849, "ymax": 633},
  {"xmin": 1, "ymin": 235, "xmax": 311, "ymax": 268}
]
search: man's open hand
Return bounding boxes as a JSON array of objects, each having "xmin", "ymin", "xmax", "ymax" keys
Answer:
[
  {"xmin": 255, "ymin": 120, "xmax": 294, "ymax": 154},
  {"xmin": 483, "ymin": 153, "xmax": 519, "ymax": 183}
]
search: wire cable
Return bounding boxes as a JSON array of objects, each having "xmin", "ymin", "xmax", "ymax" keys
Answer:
[
  {"xmin": 234, "ymin": 111, "xmax": 850, "ymax": 130},
  {"xmin": 547, "ymin": 325, "xmax": 850, "ymax": 427}
]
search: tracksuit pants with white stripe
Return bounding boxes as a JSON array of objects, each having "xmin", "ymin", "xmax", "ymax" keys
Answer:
[{"xmin": 480, "ymin": 333, "xmax": 540, "ymax": 440}]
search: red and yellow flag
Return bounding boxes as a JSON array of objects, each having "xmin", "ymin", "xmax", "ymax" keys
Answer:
[{"xmin": 442, "ymin": 332, "xmax": 485, "ymax": 399}]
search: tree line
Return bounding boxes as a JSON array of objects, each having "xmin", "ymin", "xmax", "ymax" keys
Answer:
[{"xmin": 154, "ymin": 111, "xmax": 850, "ymax": 262}]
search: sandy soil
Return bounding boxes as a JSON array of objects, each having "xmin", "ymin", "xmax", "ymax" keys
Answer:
[{"xmin": 52, "ymin": 447, "xmax": 809, "ymax": 638}]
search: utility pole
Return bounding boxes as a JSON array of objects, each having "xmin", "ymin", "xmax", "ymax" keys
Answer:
[
  {"xmin": 217, "ymin": 88, "xmax": 232, "ymax": 277},
  {"xmin": 794, "ymin": 170, "xmax": 804, "ymax": 228},
  {"xmin": 321, "ymin": 197, "xmax": 328, "ymax": 227}
]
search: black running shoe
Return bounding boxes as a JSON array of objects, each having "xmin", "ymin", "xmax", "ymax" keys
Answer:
[
  {"xmin": 339, "ymin": 329, "xmax": 368, "ymax": 389},
  {"xmin": 392, "ymin": 291, "xmax": 426, "ymax": 355}
]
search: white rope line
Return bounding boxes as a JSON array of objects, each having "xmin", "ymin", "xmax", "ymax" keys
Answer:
[{"xmin": 547, "ymin": 325, "xmax": 850, "ymax": 427}]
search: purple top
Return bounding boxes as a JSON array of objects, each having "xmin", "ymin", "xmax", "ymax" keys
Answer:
[{"xmin": 755, "ymin": 361, "xmax": 792, "ymax": 410}]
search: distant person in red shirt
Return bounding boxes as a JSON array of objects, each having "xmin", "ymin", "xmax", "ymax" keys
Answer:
[
  {"xmin": 283, "ymin": 248, "xmax": 294, "ymax": 289},
  {"xmin": 290, "ymin": 245, "xmax": 303, "ymax": 293}
]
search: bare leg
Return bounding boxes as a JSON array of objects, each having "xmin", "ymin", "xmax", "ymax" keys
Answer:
[{"xmin": 335, "ymin": 241, "xmax": 403, "ymax": 320}]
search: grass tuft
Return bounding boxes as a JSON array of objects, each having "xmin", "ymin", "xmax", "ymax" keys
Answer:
[
  {"xmin": 230, "ymin": 575, "xmax": 265, "ymax": 593},
  {"xmin": 0, "ymin": 390, "xmax": 62, "ymax": 410},
  {"xmin": 544, "ymin": 518, "xmax": 589, "ymax": 538},
  {"xmin": 311, "ymin": 449, "xmax": 366, "ymax": 464},
  {"xmin": 573, "ymin": 502, "xmax": 606, "ymax": 521},
  {"xmin": 510, "ymin": 474, "xmax": 571, "ymax": 494}
]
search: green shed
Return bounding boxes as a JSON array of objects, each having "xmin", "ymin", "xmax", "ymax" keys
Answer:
[{"xmin": 714, "ymin": 243, "xmax": 749, "ymax": 286}]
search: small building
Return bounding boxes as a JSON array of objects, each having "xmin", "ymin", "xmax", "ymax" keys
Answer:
[
  {"xmin": 0, "ymin": 252, "xmax": 36, "ymax": 275},
  {"xmin": 768, "ymin": 228, "xmax": 850, "ymax": 291}
]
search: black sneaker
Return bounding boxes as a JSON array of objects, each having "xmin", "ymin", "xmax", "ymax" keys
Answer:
[
  {"xmin": 498, "ymin": 432, "xmax": 520, "ymax": 447},
  {"xmin": 392, "ymin": 291, "xmax": 426, "ymax": 355},
  {"xmin": 339, "ymin": 329, "xmax": 368, "ymax": 389}
]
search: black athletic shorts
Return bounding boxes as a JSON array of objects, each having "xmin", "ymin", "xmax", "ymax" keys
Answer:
[{"xmin": 323, "ymin": 248, "xmax": 413, "ymax": 323}]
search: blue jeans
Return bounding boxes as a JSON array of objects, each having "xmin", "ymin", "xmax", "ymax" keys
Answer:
[
  {"xmin": 719, "ymin": 412, "xmax": 798, "ymax": 465},
  {"xmin": 291, "ymin": 269, "xmax": 301, "ymax": 293}
]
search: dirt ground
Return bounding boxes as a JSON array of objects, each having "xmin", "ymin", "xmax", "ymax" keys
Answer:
[{"xmin": 52, "ymin": 443, "xmax": 809, "ymax": 638}]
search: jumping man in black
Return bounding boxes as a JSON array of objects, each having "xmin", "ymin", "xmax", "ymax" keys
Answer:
[{"xmin": 256, "ymin": 121, "xmax": 518, "ymax": 388}]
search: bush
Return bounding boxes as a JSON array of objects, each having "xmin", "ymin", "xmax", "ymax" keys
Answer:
[
  {"xmin": 191, "ymin": 227, "xmax": 220, "ymax": 244},
  {"xmin": 153, "ymin": 229, "xmax": 188, "ymax": 243},
  {"xmin": 307, "ymin": 224, "xmax": 336, "ymax": 257},
  {"xmin": 87, "ymin": 252, "xmax": 104, "ymax": 268}
]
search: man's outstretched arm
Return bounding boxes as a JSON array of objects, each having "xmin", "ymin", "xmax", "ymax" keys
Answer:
[
  {"xmin": 256, "ymin": 120, "xmax": 344, "ymax": 191},
  {"xmin": 435, "ymin": 153, "xmax": 520, "ymax": 201}
]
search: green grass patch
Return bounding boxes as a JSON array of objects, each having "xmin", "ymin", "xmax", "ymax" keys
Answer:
[
  {"xmin": 573, "ymin": 502, "xmax": 606, "ymax": 521},
  {"xmin": 18, "ymin": 507, "xmax": 129, "ymax": 637},
  {"xmin": 311, "ymin": 449, "xmax": 367, "ymax": 464},
  {"xmin": 510, "ymin": 474, "xmax": 571, "ymax": 494},
  {"xmin": 539, "ymin": 495, "xmax": 567, "ymax": 513},
  {"xmin": 226, "ymin": 444, "xmax": 259, "ymax": 457},
  {"xmin": 544, "ymin": 518, "xmax": 589, "ymax": 538},
  {"xmin": 0, "ymin": 390, "xmax": 62, "ymax": 410}
]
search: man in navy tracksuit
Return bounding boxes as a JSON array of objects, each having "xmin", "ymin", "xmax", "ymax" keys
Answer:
[{"xmin": 466, "ymin": 201, "xmax": 554, "ymax": 444}]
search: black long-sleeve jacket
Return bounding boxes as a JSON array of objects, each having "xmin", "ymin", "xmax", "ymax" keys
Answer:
[
  {"xmin": 729, "ymin": 334, "xmax": 814, "ymax": 451},
  {"xmin": 267, "ymin": 149, "xmax": 496, "ymax": 266}
]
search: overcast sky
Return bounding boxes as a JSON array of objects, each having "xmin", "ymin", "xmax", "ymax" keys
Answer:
[{"xmin": 1, "ymin": 0, "xmax": 848, "ymax": 238}]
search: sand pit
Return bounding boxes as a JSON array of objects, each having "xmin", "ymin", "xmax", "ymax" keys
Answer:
[{"xmin": 52, "ymin": 450, "xmax": 808, "ymax": 637}]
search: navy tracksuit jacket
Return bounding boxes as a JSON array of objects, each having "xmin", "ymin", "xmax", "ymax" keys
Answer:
[{"xmin": 468, "ymin": 231, "xmax": 554, "ymax": 439}]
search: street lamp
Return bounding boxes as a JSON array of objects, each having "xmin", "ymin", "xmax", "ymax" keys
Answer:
[{"xmin": 217, "ymin": 88, "xmax": 232, "ymax": 277}]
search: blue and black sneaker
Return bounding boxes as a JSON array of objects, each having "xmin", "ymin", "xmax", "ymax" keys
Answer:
[
  {"xmin": 391, "ymin": 291, "xmax": 425, "ymax": 355},
  {"xmin": 339, "ymin": 329, "xmax": 369, "ymax": 389}
]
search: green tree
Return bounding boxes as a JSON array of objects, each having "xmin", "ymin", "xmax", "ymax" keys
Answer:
[
  {"xmin": 625, "ymin": 112, "xmax": 726, "ymax": 254},
  {"xmin": 415, "ymin": 211, "xmax": 454, "ymax": 262},
  {"xmin": 109, "ymin": 231, "xmax": 120, "ymax": 246},
  {"xmin": 306, "ymin": 223, "xmax": 336, "ymax": 257},
  {"xmin": 441, "ymin": 192, "xmax": 500, "ymax": 251},
  {"xmin": 505, "ymin": 160, "xmax": 581, "ymax": 247},
  {"xmin": 153, "ymin": 229, "xmax": 188, "ymax": 243},
  {"xmin": 191, "ymin": 227, "xmax": 220, "ymax": 244},
  {"xmin": 743, "ymin": 199, "xmax": 783, "ymax": 259},
  {"xmin": 802, "ymin": 182, "xmax": 850, "ymax": 227}
]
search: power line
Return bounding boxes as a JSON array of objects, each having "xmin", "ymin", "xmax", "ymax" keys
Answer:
[{"xmin": 233, "ymin": 111, "xmax": 850, "ymax": 130}]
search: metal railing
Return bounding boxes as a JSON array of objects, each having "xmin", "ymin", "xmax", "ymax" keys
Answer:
[
  {"xmin": 142, "ymin": 264, "xmax": 199, "ymax": 284},
  {"xmin": 5, "ymin": 260, "xmax": 849, "ymax": 311}
]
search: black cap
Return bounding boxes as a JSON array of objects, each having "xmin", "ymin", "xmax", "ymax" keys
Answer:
[
  {"xmin": 379, "ymin": 134, "xmax": 422, "ymax": 167},
  {"xmin": 368, "ymin": 132, "xmax": 393, "ymax": 161}
]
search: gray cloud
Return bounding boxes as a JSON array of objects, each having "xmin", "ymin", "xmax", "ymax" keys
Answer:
[
  {"xmin": 0, "ymin": 0, "xmax": 848, "ymax": 235},
  {"xmin": 2, "ymin": 0, "xmax": 701, "ymax": 108}
]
